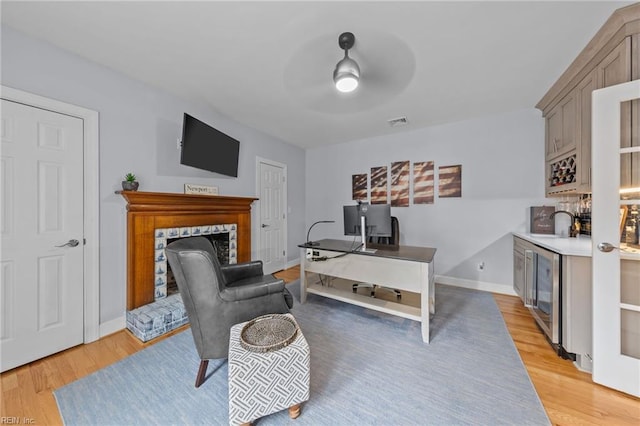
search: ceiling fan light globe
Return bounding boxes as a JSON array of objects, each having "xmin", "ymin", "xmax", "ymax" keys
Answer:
[
  {"xmin": 333, "ymin": 56, "xmax": 360, "ymax": 93},
  {"xmin": 335, "ymin": 75, "xmax": 359, "ymax": 93}
]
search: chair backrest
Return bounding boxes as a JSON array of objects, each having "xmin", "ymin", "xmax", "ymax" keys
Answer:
[
  {"xmin": 369, "ymin": 216, "xmax": 399, "ymax": 245},
  {"xmin": 166, "ymin": 237, "xmax": 225, "ymax": 358}
]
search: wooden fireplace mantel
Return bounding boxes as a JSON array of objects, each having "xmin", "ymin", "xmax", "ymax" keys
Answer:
[{"xmin": 119, "ymin": 191, "xmax": 258, "ymax": 310}]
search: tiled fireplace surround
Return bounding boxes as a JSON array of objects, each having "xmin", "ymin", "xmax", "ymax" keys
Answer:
[{"xmin": 119, "ymin": 191, "xmax": 257, "ymax": 341}]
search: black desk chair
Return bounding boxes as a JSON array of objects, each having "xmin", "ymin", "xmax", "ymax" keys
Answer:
[{"xmin": 352, "ymin": 216, "xmax": 402, "ymax": 299}]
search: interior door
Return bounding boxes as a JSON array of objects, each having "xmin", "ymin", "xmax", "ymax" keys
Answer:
[
  {"xmin": 1, "ymin": 99, "xmax": 85, "ymax": 372},
  {"xmin": 591, "ymin": 79, "xmax": 640, "ymax": 397},
  {"xmin": 258, "ymin": 159, "xmax": 286, "ymax": 274}
]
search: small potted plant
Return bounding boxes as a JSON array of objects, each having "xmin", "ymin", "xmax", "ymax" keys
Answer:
[{"xmin": 122, "ymin": 173, "xmax": 139, "ymax": 191}]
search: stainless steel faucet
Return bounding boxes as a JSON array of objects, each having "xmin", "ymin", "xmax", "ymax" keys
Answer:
[{"xmin": 550, "ymin": 210, "xmax": 579, "ymax": 237}]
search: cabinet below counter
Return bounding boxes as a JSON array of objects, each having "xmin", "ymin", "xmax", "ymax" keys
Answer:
[
  {"xmin": 513, "ymin": 233, "xmax": 593, "ymax": 372},
  {"xmin": 513, "ymin": 232, "xmax": 640, "ymax": 374}
]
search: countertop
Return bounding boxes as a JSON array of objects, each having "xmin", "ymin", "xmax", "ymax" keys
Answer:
[
  {"xmin": 513, "ymin": 232, "xmax": 592, "ymax": 256},
  {"xmin": 513, "ymin": 232, "xmax": 640, "ymax": 260}
]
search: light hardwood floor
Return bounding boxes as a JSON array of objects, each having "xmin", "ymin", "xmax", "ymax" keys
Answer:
[{"xmin": 1, "ymin": 266, "xmax": 638, "ymax": 425}]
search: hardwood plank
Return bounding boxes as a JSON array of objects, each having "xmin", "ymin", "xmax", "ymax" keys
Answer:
[{"xmin": 1, "ymin": 265, "xmax": 638, "ymax": 425}]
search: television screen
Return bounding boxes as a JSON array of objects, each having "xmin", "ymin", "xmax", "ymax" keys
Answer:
[{"xmin": 180, "ymin": 113, "xmax": 240, "ymax": 177}]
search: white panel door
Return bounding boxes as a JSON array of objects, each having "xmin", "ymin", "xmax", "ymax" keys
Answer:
[
  {"xmin": 1, "ymin": 99, "xmax": 84, "ymax": 372},
  {"xmin": 592, "ymin": 79, "xmax": 640, "ymax": 397},
  {"xmin": 258, "ymin": 160, "xmax": 286, "ymax": 274}
]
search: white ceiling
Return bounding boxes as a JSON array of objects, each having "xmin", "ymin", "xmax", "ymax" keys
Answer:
[{"xmin": 1, "ymin": 1, "xmax": 633, "ymax": 149}]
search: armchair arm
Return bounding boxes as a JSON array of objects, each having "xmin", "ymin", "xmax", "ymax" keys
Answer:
[
  {"xmin": 220, "ymin": 275, "xmax": 286, "ymax": 302},
  {"xmin": 220, "ymin": 260, "xmax": 264, "ymax": 283}
]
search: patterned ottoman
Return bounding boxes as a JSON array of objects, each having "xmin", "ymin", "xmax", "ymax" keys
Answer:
[{"xmin": 228, "ymin": 314, "xmax": 310, "ymax": 426}]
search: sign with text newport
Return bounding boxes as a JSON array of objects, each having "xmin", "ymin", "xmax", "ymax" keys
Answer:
[{"xmin": 184, "ymin": 184, "xmax": 219, "ymax": 196}]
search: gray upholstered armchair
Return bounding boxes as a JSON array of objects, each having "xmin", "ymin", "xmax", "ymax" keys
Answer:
[{"xmin": 166, "ymin": 236, "xmax": 293, "ymax": 388}]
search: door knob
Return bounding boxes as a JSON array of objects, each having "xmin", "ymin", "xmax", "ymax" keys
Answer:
[
  {"xmin": 56, "ymin": 239, "xmax": 80, "ymax": 248},
  {"xmin": 261, "ymin": 224, "xmax": 270, "ymax": 228},
  {"xmin": 597, "ymin": 242, "xmax": 618, "ymax": 253}
]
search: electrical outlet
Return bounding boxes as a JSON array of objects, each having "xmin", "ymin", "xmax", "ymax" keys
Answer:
[
  {"xmin": 477, "ymin": 262, "xmax": 485, "ymax": 271},
  {"xmin": 306, "ymin": 248, "xmax": 313, "ymax": 259}
]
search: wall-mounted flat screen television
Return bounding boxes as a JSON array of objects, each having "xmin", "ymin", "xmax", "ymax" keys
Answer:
[{"xmin": 180, "ymin": 113, "xmax": 240, "ymax": 177}]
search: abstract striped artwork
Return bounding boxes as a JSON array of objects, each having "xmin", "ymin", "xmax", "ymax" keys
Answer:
[
  {"xmin": 413, "ymin": 161, "xmax": 434, "ymax": 204},
  {"xmin": 370, "ymin": 166, "xmax": 388, "ymax": 204},
  {"xmin": 438, "ymin": 164, "xmax": 462, "ymax": 198},
  {"xmin": 390, "ymin": 161, "xmax": 410, "ymax": 207},
  {"xmin": 352, "ymin": 173, "xmax": 367, "ymax": 201}
]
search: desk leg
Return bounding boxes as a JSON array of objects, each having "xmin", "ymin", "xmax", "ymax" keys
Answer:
[
  {"xmin": 420, "ymin": 263, "xmax": 430, "ymax": 343},
  {"xmin": 299, "ymin": 248, "xmax": 307, "ymax": 304},
  {"xmin": 429, "ymin": 259, "xmax": 435, "ymax": 316}
]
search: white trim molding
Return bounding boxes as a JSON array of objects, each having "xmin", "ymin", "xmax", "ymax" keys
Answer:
[
  {"xmin": 1, "ymin": 85, "xmax": 101, "ymax": 343},
  {"xmin": 435, "ymin": 275, "xmax": 517, "ymax": 296},
  {"xmin": 286, "ymin": 257, "xmax": 301, "ymax": 271},
  {"xmin": 99, "ymin": 315, "xmax": 126, "ymax": 339}
]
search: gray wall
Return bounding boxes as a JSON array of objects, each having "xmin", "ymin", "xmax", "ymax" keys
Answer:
[
  {"xmin": 1, "ymin": 27, "xmax": 306, "ymax": 326},
  {"xmin": 305, "ymin": 108, "xmax": 551, "ymax": 293}
]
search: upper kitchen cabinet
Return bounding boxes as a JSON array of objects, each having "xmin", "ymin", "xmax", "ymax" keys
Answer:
[
  {"xmin": 537, "ymin": 3, "xmax": 639, "ymax": 197},
  {"xmin": 545, "ymin": 89, "xmax": 577, "ymax": 161}
]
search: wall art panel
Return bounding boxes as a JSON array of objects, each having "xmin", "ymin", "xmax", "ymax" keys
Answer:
[
  {"xmin": 438, "ymin": 164, "xmax": 462, "ymax": 198},
  {"xmin": 390, "ymin": 161, "xmax": 410, "ymax": 207},
  {"xmin": 352, "ymin": 173, "xmax": 367, "ymax": 201},
  {"xmin": 413, "ymin": 161, "xmax": 434, "ymax": 204},
  {"xmin": 370, "ymin": 166, "xmax": 388, "ymax": 204}
]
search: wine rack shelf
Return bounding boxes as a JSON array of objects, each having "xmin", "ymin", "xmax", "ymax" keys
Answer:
[{"xmin": 550, "ymin": 155, "xmax": 576, "ymax": 187}]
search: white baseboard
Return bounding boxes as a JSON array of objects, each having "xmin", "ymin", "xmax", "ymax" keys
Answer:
[
  {"xmin": 286, "ymin": 257, "xmax": 300, "ymax": 270},
  {"xmin": 99, "ymin": 315, "xmax": 126, "ymax": 338},
  {"xmin": 435, "ymin": 275, "xmax": 517, "ymax": 296}
]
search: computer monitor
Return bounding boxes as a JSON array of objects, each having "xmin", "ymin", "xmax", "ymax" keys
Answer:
[
  {"xmin": 343, "ymin": 205, "xmax": 361, "ymax": 236},
  {"xmin": 360, "ymin": 204, "xmax": 392, "ymax": 237},
  {"xmin": 343, "ymin": 204, "xmax": 392, "ymax": 238}
]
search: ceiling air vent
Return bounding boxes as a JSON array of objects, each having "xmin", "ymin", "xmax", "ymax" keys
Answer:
[{"xmin": 387, "ymin": 116, "xmax": 408, "ymax": 127}]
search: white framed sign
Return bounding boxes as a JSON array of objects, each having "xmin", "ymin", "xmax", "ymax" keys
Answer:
[{"xmin": 184, "ymin": 184, "xmax": 219, "ymax": 196}]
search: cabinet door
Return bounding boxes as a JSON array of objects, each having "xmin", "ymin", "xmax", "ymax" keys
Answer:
[
  {"xmin": 576, "ymin": 70, "xmax": 598, "ymax": 192},
  {"xmin": 562, "ymin": 255, "xmax": 593, "ymax": 371},
  {"xmin": 546, "ymin": 91, "xmax": 577, "ymax": 160}
]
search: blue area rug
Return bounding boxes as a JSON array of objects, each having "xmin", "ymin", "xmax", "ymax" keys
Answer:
[{"xmin": 54, "ymin": 283, "xmax": 549, "ymax": 425}]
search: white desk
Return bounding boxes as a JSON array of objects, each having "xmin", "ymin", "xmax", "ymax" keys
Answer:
[{"xmin": 299, "ymin": 239, "xmax": 436, "ymax": 343}]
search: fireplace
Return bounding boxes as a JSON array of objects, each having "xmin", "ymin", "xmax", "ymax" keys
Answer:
[
  {"xmin": 119, "ymin": 191, "xmax": 257, "ymax": 341},
  {"xmin": 118, "ymin": 191, "xmax": 257, "ymax": 310}
]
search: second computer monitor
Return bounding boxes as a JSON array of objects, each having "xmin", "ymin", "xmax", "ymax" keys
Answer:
[{"xmin": 361, "ymin": 204, "xmax": 392, "ymax": 237}]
